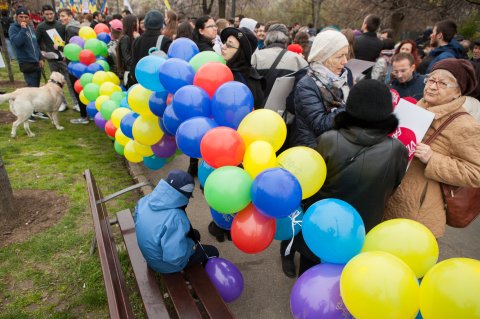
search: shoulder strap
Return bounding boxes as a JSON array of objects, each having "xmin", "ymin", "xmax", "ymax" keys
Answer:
[
  {"xmin": 155, "ymin": 35, "xmax": 165, "ymax": 50},
  {"xmin": 268, "ymin": 49, "xmax": 288, "ymax": 74},
  {"xmin": 424, "ymin": 112, "xmax": 469, "ymax": 145}
]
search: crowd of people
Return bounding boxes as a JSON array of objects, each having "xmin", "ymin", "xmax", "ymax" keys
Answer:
[{"xmin": 3, "ymin": 6, "xmax": 480, "ymax": 277}]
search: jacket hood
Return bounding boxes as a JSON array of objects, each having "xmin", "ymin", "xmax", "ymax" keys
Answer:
[
  {"xmin": 147, "ymin": 179, "xmax": 189, "ymax": 211},
  {"xmin": 339, "ymin": 125, "xmax": 393, "ymax": 146},
  {"xmin": 430, "ymin": 40, "xmax": 464, "ymax": 58},
  {"xmin": 66, "ymin": 20, "xmax": 81, "ymax": 30}
]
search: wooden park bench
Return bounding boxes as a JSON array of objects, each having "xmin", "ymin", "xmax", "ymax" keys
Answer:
[{"xmin": 84, "ymin": 169, "xmax": 234, "ymax": 319}]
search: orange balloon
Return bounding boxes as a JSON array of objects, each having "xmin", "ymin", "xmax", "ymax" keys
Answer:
[
  {"xmin": 231, "ymin": 204, "xmax": 276, "ymax": 254},
  {"xmin": 93, "ymin": 23, "xmax": 110, "ymax": 34},
  {"xmin": 193, "ymin": 62, "xmax": 234, "ymax": 97}
]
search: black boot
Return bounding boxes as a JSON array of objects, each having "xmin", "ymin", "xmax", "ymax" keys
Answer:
[
  {"xmin": 281, "ymin": 256, "xmax": 297, "ymax": 278},
  {"xmin": 188, "ymin": 158, "xmax": 198, "ymax": 177},
  {"xmin": 208, "ymin": 221, "xmax": 225, "ymax": 242}
]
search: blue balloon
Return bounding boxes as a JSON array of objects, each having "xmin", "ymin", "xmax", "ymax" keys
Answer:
[
  {"xmin": 211, "ymin": 81, "xmax": 254, "ymax": 129},
  {"xmin": 167, "ymin": 38, "xmax": 200, "ymax": 61},
  {"xmin": 210, "ymin": 208, "xmax": 236, "ymax": 230},
  {"xmin": 68, "ymin": 62, "xmax": 87, "ymax": 78},
  {"xmin": 303, "ymin": 199, "xmax": 365, "ymax": 264},
  {"xmin": 135, "ymin": 55, "xmax": 166, "ymax": 92},
  {"xmin": 120, "ymin": 112, "xmax": 139, "ymax": 139},
  {"xmin": 97, "ymin": 32, "xmax": 111, "ymax": 44},
  {"xmin": 176, "ymin": 117, "xmax": 218, "ymax": 158},
  {"xmin": 149, "ymin": 91, "xmax": 169, "ymax": 117},
  {"xmin": 158, "ymin": 58, "xmax": 195, "ymax": 94},
  {"xmin": 86, "ymin": 62, "xmax": 103, "ymax": 74},
  {"xmin": 198, "ymin": 160, "xmax": 215, "ymax": 187},
  {"xmin": 274, "ymin": 208, "xmax": 303, "ymax": 240},
  {"xmin": 251, "ymin": 168, "xmax": 302, "ymax": 219},
  {"xmin": 143, "ymin": 155, "xmax": 167, "ymax": 170},
  {"xmin": 86, "ymin": 101, "xmax": 98, "ymax": 118},
  {"xmin": 120, "ymin": 97, "xmax": 130, "ymax": 108},
  {"xmin": 172, "ymin": 85, "xmax": 211, "ymax": 121},
  {"xmin": 162, "ymin": 103, "xmax": 182, "ymax": 135}
]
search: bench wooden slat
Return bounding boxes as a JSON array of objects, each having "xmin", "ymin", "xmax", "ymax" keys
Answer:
[
  {"xmin": 85, "ymin": 169, "xmax": 134, "ymax": 319},
  {"xmin": 162, "ymin": 273, "xmax": 203, "ymax": 319},
  {"xmin": 185, "ymin": 264, "xmax": 235, "ymax": 319},
  {"xmin": 116, "ymin": 209, "xmax": 171, "ymax": 319}
]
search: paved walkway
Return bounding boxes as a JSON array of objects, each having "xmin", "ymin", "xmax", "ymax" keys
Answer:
[{"xmin": 128, "ymin": 155, "xmax": 480, "ymax": 319}]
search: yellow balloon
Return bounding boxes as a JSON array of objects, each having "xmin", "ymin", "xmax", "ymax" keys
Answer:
[
  {"xmin": 115, "ymin": 127, "xmax": 130, "ymax": 146},
  {"xmin": 133, "ymin": 140, "xmax": 154, "ymax": 157},
  {"xmin": 111, "ymin": 108, "xmax": 132, "ymax": 128},
  {"xmin": 95, "ymin": 95, "xmax": 110, "ymax": 111},
  {"xmin": 237, "ymin": 109, "xmax": 287, "ymax": 152},
  {"xmin": 107, "ymin": 71, "xmax": 120, "ymax": 85},
  {"xmin": 92, "ymin": 71, "xmax": 110, "ymax": 86},
  {"xmin": 340, "ymin": 251, "xmax": 420, "ymax": 319},
  {"xmin": 79, "ymin": 26, "xmax": 97, "ymax": 40},
  {"xmin": 127, "ymin": 84, "xmax": 154, "ymax": 117},
  {"xmin": 243, "ymin": 140, "xmax": 278, "ymax": 178},
  {"xmin": 277, "ymin": 146, "xmax": 326, "ymax": 199},
  {"xmin": 362, "ymin": 219, "xmax": 439, "ymax": 278},
  {"xmin": 79, "ymin": 90, "xmax": 90, "ymax": 105},
  {"xmin": 124, "ymin": 140, "xmax": 143, "ymax": 163},
  {"xmin": 132, "ymin": 115, "xmax": 163, "ymax": 146},
  {"xmin": 420, "ymin": 258, "xmax": 480, "ymax": 319},
  {"xmin": 99, "ymin": 82, "xmax": 122, "ymax": 96}
]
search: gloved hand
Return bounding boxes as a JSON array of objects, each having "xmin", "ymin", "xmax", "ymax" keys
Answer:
[{"xmin": 187, "ymin": 226, "xmax": 201, "ymax": 242}]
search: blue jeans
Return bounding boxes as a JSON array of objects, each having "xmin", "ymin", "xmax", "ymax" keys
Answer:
[{"xmin": 23, "ymin": 71, "xmax": 41, "ymax": 87}]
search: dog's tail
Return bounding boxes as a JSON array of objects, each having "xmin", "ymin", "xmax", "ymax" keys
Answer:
[{"xmin": 0, "ymin": 93, "xmax": 17, "ymax": 116}]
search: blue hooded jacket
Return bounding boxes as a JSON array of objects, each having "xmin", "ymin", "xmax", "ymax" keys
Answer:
[
  {"xmin": 135, "ymin": 180, "xmax": 195, "ymax": 274},
  {"xmin": 9, "ymin": 22, "xmax": 41, "ymax": 63},
  {"xmin": 426, "ymin": 39, "xmax": 464, "ymax": 73}
]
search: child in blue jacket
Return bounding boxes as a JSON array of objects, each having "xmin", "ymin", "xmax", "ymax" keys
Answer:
[{"xmin": 135, "ymin": 170, "xmax": 219, "ymax": 273}]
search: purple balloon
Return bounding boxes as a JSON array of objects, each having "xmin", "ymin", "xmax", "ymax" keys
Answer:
[
  {"xmin": 151, "ymin": 134, "xmax": 177, "ymax": 158},
  {"xmin": 69, "ymin": 36, "xmax": 85, "ymax": 48},
  {"xmin": 290, "ymin": 264, "xmax": 352, "ymax": 319},
  {"xmin": 94, "ymin": 112, "xmax": 107, "ymax": 129},
  {"xmin": 205, "ymin": 257, "xmax": 244, "ymax": 303}
]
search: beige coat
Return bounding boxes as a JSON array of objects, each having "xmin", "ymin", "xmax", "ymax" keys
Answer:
[{"xmin": 385, "ymin": 96, "xmax": 480, "ymax": 237}]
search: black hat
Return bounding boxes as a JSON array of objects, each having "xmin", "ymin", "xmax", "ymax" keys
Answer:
[
  {"xmin": 144, "ymin": 10, "xmax": 164, "ymax": 31},
  {"xmin": 16, "ymin": 7, "xmax": 29, "ymax": 16},
  {"xmin": 221, "ymin": 27, "xmax": 258, "ymax": 59},
  {"xmin": 346, "ymin": 79, "xmax": 393, "ymax": 122},
  {"xmin": 165, "ymin": 170, "xmax": 195, "ymax": 198}
]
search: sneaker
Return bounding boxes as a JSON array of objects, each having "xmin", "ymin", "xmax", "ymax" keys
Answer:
[
  {"xmin": 70, "ymin": 117, "xmax": 89, "ymax": 124},
  {"xmin": 28, "ymin": 116, "xmax": 36, "ymax": 123},
  {"xmin": 33, "ymin": 112, "xmax": 49, "ymax": 120},
  {"xmin": 72, "ymin": 104, "xmax": 81, "ymax": 112},
  {"xmin": 58, "ymin": 103, "xmax": 67, "ymax": 112}
]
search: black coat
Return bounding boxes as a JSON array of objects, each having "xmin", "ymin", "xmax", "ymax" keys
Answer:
[
  {"xmin": 353, "ymin": 31, "xmax": 384, "ymax": 62},
  {"xmin": 233, "ymin": 68, "xmax": 265, "ymax": 109},
  {"xmin": 305, "ymin": 125, "xmax": 408, "ymax": 231}
]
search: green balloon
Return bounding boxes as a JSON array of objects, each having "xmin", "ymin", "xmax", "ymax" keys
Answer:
[
  {"xmin": 204, "ymin": 166, "xmax": 252, "ymax": 214},
  {"xmin": 80, "ymin": 73, "xmax": 94, "ymax": 87},
  {"xmin": 100, "ymin": 100, "xmax": 119, "ymax": 120},
  {"xmin": 96, "ymin": 59, "xmax": 110, "ymax": 71},
  {"xmin": 64, "ymin": 43, "xmax": 82, "ymax": 62},
  {"xmin": 114, "ymin": 141, "xmax": 124, "ymax": 155},
  {"xmin": 189, "ymin": 51, "xmax": 226, "ymax": 72},
  {"xmin": 83, "ymin": 83, "xmax": 100, "ymax": 101},
  {"xmin": 110, "ymin": 91, "xmax": 124, "ymax": 103},
  {"xmin": 84, "ymin": 39, "xmax": 103, "ymax": 56},
  {"xmin": 98, "ymin": 41, "xmax": 109, "ymax": 57}
]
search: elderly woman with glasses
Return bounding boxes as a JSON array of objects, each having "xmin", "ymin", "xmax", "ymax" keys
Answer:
[
  {"xmin": 192, "ymin": 15, "xmax": 217, "ymax": 52},
  {"xmin": 385, "ymin": 58, "xmax": 480, "ymax": 238}
]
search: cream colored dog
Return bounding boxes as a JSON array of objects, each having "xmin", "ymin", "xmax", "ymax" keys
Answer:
[{"xmin": 0, "ymin": 71, "xmax": 66, "ymax": 138}]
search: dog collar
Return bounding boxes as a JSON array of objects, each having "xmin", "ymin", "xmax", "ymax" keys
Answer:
[{"xmin": 49, "ymin": 79, "xmax": 64, "ymax": 88}]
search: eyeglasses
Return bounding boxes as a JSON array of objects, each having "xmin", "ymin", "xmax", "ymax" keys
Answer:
[
  {"xmin": 424, "ymin": 77, "xmax": 458, "ymax": 90},
  {"xmin": 224, "ymin": 42, "xmax": 239, "ymax": 49},
  {"xmin": 204, "ymin": 24, "xmax": 218, "ymax": 29}
]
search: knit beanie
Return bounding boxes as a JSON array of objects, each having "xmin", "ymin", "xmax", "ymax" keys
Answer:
[
  {"xmin": 308, "ymin": 30, "xmax": 349, "ymax": 63},
  {"xmin": 268, "ymin": 24, "xmax": 289, "ymax": 36},
  {"xmin": 430, "ymin": 58, "xmax": 478, "ymax": 96},
  {"xmin": 144, "ymin": 10, "xmax": 164, "ymax": 31},
  {"xmin": 16, "ymin": 7, "xmax": 29, "ymax": 15},
  {"xmin": 346, "ymin": 79, "xmax": 393, "ymax": 122},
  {"xmin": 239, "ymin": 18, "xmax": 257, "ymax": 32}
]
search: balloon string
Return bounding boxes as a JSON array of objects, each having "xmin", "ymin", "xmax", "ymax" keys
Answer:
[
  {"xmin": 196, "ymin": 240, "xmax": 215, "ymax": 259},
  {"xmin": 284, "ymin": 209, "xmax": 302, "ymax": 256}
]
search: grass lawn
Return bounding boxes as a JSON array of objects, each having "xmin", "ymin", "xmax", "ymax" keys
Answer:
[{"xmin": 0, "ymin": 60, "xmax": 144, "ymax": 318}]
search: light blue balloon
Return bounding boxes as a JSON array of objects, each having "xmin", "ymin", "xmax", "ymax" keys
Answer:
[
  {"xmin": 274, "ymin": 208, "xmax": 303, "ymax": 240},
  {"xmin": 198, "ymin": 160, "xmax": 215, "ymax": 187},
  {"xmin": 135, "ymin": 55, "xmax": 167, "ymax": 92},
  {"xmin": 143, "ymin": 155, "xmax": 167, "ymax": 170},
  {"xmin": 303, "ymin": 198, "xmax": 365, "ymax": 264}
]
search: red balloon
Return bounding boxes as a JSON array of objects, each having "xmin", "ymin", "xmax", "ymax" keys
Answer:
[
  {"xmin": 94, "ymin": 23, "xmax": 110, "ymax": 35},
  {"xmin": 193, "ymin": 62, "xmax": 234, "ymax": 97},
  {"xmin": 74, "ymin": 79, "xmax": 83, "ymax": 94},
  {"xmin": 231, "ymin": 204, "xmax": 276, "ymax": 254},
  {"xmin": 166, "ymin": 93, "xmax": 173, "ymax": 106},
  {"xmin": 79, "ymin": 49, "xmax": 96, "ymax": 66},
  {"xmin": 200, "ymin": 127, "xmax": 245, "ymax": 168},
  {"xmin": 104, "ymin": 120, "xmax": 117, "ymax": 137}
]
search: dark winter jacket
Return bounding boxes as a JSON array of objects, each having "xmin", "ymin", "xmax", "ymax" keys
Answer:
[
  {"xmin": 117, "ymin": 35, "xmax": 133, "ymax": 74},
  {"xmin": 233, "ymin": 68, "xmax": 265, "ymax": 109},
  {"xmin": 353, "ymin": 31, "xmax": 384, "ymax": 62},
  {"xmin": 422, "ymin": 40, "xmax": 464, "ymax": 74},
  {"xmin": 306, "ymin": 123, "xmax": 408, "ymax": 231},
  {"xmin": 289, "ymin": 74, "xmax": 347, "ymax": 148},
  {"xmin": 35, "ymin": 20, "xmax": 65, "ymax": 60},
  {"xmin": 64, "ymin": 20, "xmax": 80, "ymax": 43},
  {"xmin": 8, "ymin": 22, "xmax": 42, "ymax": 63},
  {"xmin": 390, "ymin": 72, "xmax": 426, "ymax": 101},
  {"xmin": 193, "ymin": 34, "xmax": 214, "ymax": 52}
]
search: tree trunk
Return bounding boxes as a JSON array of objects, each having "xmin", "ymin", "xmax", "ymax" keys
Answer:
[
  {"xmin": 0, "ymin": 153, "xmax": 16, "ymax": 219},
  {"xmin": 312, "ymin": 0, "xmax": 323, "ymax": 29},
  {"xmin": 390, "ymin": 11, "xmax": 405, "ymax": 41},
  {"xmin": 218, "ymin": 0, "xmax": 226, "ymax": 18},
  {"xmin": 202, "ymin": 0, "xmax": 215, "ymax": 14}
]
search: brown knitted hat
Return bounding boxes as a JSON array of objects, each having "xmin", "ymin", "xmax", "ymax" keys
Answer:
[{"xmin": 430, "ymin": 58, "xmax": 478, "ymax": 96}]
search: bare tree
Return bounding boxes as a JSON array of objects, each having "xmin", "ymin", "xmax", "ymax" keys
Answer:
[{"xmin": 202, "ymin": 0, "xmax": 215, "ymax": 14}]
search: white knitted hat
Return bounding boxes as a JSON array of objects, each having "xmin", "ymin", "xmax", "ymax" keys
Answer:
[{"xmin": 308, "ymin": 30, "xmax": 349, "ymax": 63}]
